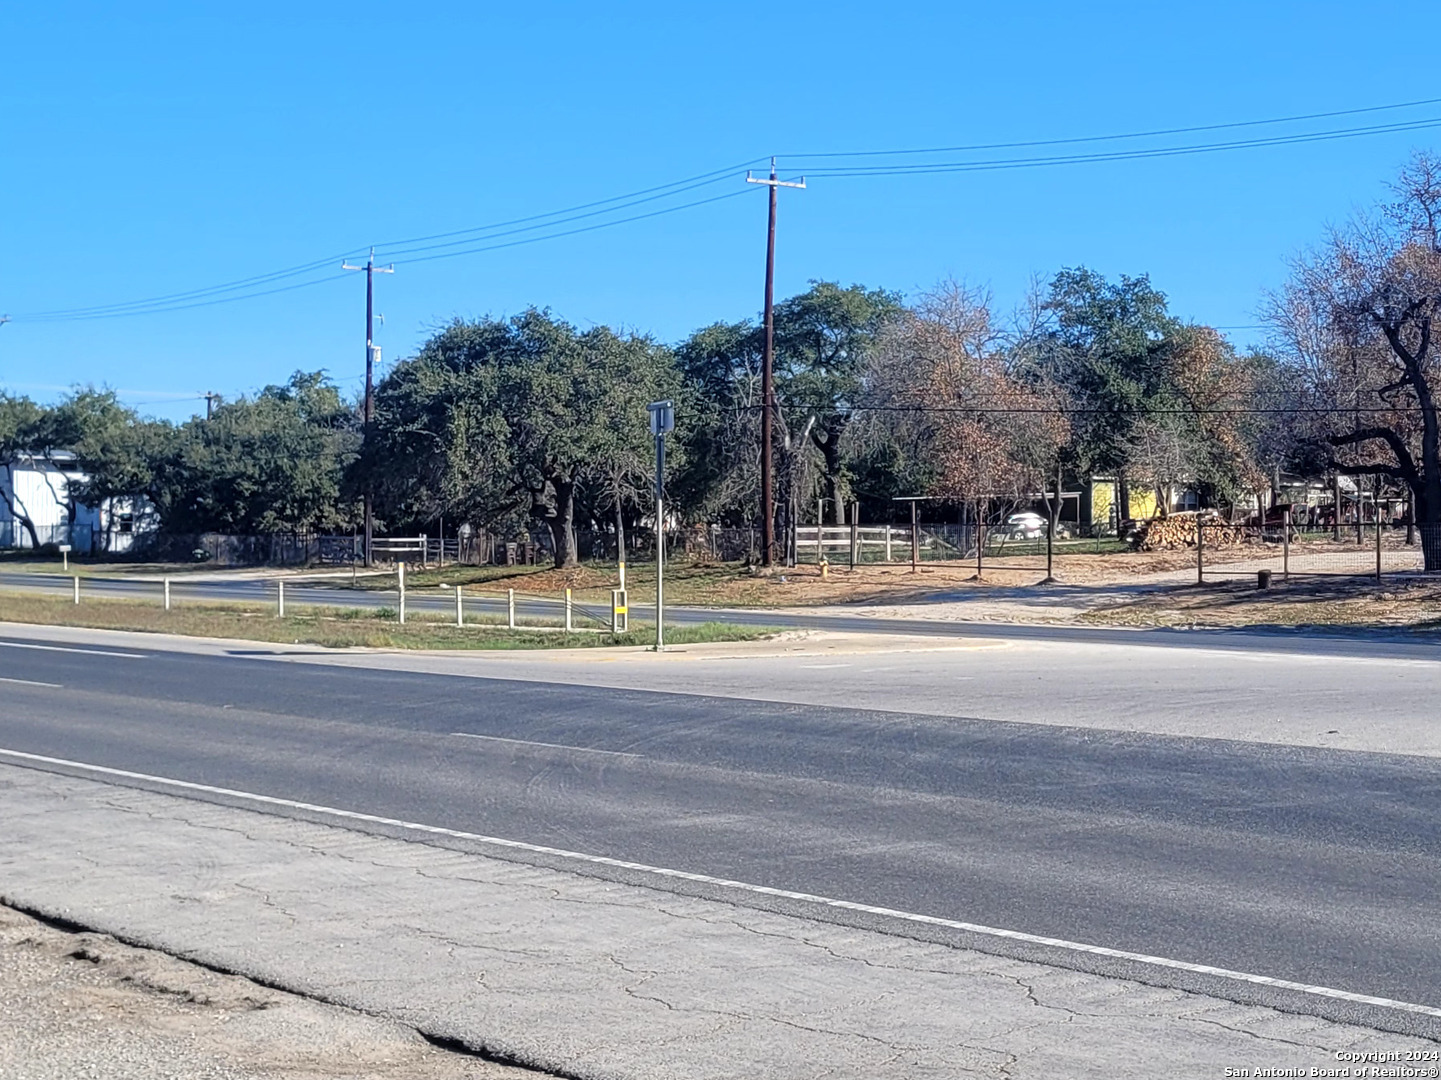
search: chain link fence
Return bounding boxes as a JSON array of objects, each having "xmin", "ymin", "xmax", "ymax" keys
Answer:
[{"xmin": 1190, "ymin": 518, "xmax": 1437, "ymax": 581}]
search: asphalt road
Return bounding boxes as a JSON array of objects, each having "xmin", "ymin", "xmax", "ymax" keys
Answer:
[
  {"xmin": 1, "ymin": 629, "xmax": 1439, "ymax": 1030},
  {"xmin": 7, "ymin": 569, "xmax": 1441, "ymax": 661}
]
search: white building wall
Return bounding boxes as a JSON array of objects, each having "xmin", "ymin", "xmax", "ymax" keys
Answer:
[{"xmin": 0, "ymin": 455, "xmax": 146, "ymax": 552}]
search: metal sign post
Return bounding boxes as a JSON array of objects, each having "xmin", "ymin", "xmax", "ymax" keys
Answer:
[{"xmin": 648, "ymin": 401, "xmax": 674, "ymax": 650}]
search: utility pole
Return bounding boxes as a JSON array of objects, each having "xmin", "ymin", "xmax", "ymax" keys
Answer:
[
  {"xmin": 203, "ymin": 393, "xmax": 220, "ymax": 421},
  {"xmin": 342, "ymin": 248, "xmax": 394, "ymax": 566},
  {"xmin": 746, "ymin": 159, "xmax": 805, "ymax": 566},
  {"xmin": 647, "ymin": 400, "xmax": 675, "ymax": 650}
]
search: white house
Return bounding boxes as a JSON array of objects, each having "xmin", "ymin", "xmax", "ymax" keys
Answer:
[{"xmin": 0, "ymin": 451, "xmax": 148, "ymax": 553}]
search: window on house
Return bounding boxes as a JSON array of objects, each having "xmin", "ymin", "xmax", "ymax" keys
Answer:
[{"xmin": 117, "ymin": 513, "xmax": 134, "ymax": 535}]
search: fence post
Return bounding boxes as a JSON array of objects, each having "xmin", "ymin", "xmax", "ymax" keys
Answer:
[
  {"xmin": 455, "ymin": 583, "xmax": 464, "ymax": 627},
  {"xmin": 1282, "ymin": 509, "xmax": 1291, "ymax": 580},
  {"xmin": 163, "ymin": 577, "xmax": 171, "ymax": 611},
  {"xmin": 884, "ymin": 524, "xmax": 893, "ymax": 562},
  {"xmin": 73, "ymin": 575, "xmax": 80, "ymax": 605},
  {"xmin": 849, "ymin": 508, "xmax": 858, "ymax": 570},
  {"xmin": 816, "ymin": 500, "xmax": 824, "ymax": 564},
  {"xmin": 1196, "ymin": 517, "xmax": 1204, "ymax": 585},
  {"xmin": 507, "ymin": 588, "xmax": 515, "ymax": 630},
  {"xmin": 564, "ymin": 588, "xmax": 573, "ymax": 632},
  {"xmin": 277, "ymin": 580, "xmax": 285, "ymax": 618},
  {"xmin": 910, "ymin": 501, "xmax": 919, "ymax": 573},
  {"xmin": 398, "ymin": 561, "xmax": 406, "ymax": 624},
  {"xmin": 1377, "ymin": 513, "xmax": 1384, "ymax": 582}
]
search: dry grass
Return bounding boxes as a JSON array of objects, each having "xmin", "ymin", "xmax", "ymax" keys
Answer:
[
  {"xmin": 1080, "ymin": 576, "xmax": 1441, "ymax": 633},
  {"xmin": 0, "ymin": 591, "xmax": 774, "ymax": 651},
  {"xmin": 350, "ymin": 549, "xmax": 1237, "ymax": 608}
]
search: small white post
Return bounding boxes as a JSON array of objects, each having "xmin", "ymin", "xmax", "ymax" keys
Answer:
[
  {"xmin": 163, "ymin": 577, "xmax": 171, "ymax": 611},
  {"xmin": 277, "ymin": 580, "xmax": 285, "ymax": 618},
  {"xmin": 507, "ymin": 588, "xmax": 515, "ymax": 629},
  {"xmin": 564, "ymin": 588, "xmax": 573, "ymax": 632},
  {"xmin": 62, "ymin": 549, "xmax": 69, "ymax": 572},
  {"xmin": 73, "ymin": 575, "xmax": 81, "ymax": 605},
  {"xmin": 455, "ymin": 583, "xmax": 464, "ymax": 627},
  {"xmin": 398, "ymin": 561, "xmax": 406, "ymax": 624},
  {"xmin": 885, "ymin": 525, "xmax": 893, "ymax": 562}
]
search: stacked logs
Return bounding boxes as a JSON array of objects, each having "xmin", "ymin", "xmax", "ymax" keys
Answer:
[{"xmin": 1132, "ymin": 511, "xmax": 1247, "ymax": 551}]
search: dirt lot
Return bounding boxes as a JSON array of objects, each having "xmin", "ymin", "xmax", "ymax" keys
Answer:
[
  {"xmin": 1081, "ymin": 575, "xmax": 1441, "ymax": 632},
  {"xmin": 0, "ymin": 904, "xmax": 530, "ymax": 1080},
  {"xmin": 360, "ymin": 548, "xmax": 1228, "ymax": 608}
]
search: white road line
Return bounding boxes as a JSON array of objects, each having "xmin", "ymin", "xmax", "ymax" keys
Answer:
[
  {"xmin": 450, "ymin": 732, "xmax": 641, "ymax": 758},
  {"xmin": 0, "ymin": 676, "xmax": 62, "ymax": 688},
  {"xmin": 0, "ymin": 641, "xmax": 146, "ymax": 659},
  {"xmin": 1, "ymin": 744, "xmax": 1438, "ymax": 1021}
]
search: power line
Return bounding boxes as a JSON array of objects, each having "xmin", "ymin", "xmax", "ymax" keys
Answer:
[
  {"xmin": 766, "ymin": 404, "xmax": 1429, "ymax": 416},
  {"xmin": 797, "ymin": 117, "xmax": 1441, "ymax": 178},
  {"xmin": 15, "ymin": 251, "xmax": 367, "ymax": 321},
  {"xmin": 11, "ymin": 97, "xmax": 1441, "ymax": 324},
  {"xmin": 370, "ymin": 157, "xmax": 769, "ymax": 252},
  {"xmin": 390, "ymin": 187, "xmax": 761, "ymax": 267},
  {"xmin": 16, "ymin": 271, "xmax": 355, "ymax": 323},
  {"xmin": 784, "ymin": 95, "xmax": 1441, "ymax": 159},
  {"xmin": 9, "ymin": 185, "xmax": 763, "ymax": 322},
  {"xmin": 372, "ymin": 174, "xmax": 746, "ymax": 262}
]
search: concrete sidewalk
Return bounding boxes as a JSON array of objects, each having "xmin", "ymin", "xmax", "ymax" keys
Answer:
[{"xmin": 1, "ymin": 764, "xmax": 1432, "ymax": 1079}]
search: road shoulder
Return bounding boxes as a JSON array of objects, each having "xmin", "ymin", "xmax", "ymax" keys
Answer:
[{"xmin": 1, "ymin": 763, "xmax": 1432, "ymax": 1079}]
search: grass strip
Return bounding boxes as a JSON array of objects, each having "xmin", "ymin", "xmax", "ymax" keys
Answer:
[{"xmin": 0, "ymin": 591, "xmax": 775, "ymax": 651}]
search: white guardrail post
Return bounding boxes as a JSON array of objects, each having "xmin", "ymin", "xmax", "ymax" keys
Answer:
[
  {"xmin": 564, "ymin": 588, "xmax": 572, "ymax": 632},
  {"xmin": 163, "ymin": 577, "xmax": 171, "ymax": 611},
  {"xmin": 277, "ymin": 580, "xmax": 285, "ymax": 618},
  {"xmin": 455, "ymin": 583, "xmax": 464, "ymax": 627},
  {"xmin": 73, "ymin": 576, "xmax": 80, "ymax": 605},
  {"xmin": 397, "ymin": 561, "xmax": 406, "ymax": 624},
  {"xmin": 507, "ymin": 588, "xmax": 516, "ymax": 629}
]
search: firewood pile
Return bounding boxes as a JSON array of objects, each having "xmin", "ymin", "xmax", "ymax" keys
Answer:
[{"xmin": 1131, "ymin": 511, "xmax": 1248, "ymax": 551}]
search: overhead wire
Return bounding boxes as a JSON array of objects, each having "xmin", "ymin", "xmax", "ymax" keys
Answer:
[
  {"xmin": 793, "ymin": 117, "xmax": 1441, "ymax": 178},
  {"xmin": 11, "ymin": 98, "xmax": 1441, "ymax": 323},
  {"xmin": 783, "ymin": 95, "xmax": 1441, "ymax": 159},
  {"xmin": 370, "ymin": 157, "xmax": 769, "ymax": 252},
  {"xmin": 9, "ymin": 159, "xmax": 768, "ymax": 323}
]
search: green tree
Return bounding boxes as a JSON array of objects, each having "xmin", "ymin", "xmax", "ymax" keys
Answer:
[
  {"xmin": 1025, "ymin": 268, "xmax": 1179, "ymax": 518},
  {"xmin": 672, "ymin": 321, "xmax": 762, "ymax": 525},
  {"xmin": 366, "ymin": 311, "xmax": 679, "ymax": 568},
  {"xmin": 773, "ymin": 281, "xmax": 904, "ymax": 522},
  {"xmin": 153, "ymin": 372, "xmax": 359, "ymax": 534}
]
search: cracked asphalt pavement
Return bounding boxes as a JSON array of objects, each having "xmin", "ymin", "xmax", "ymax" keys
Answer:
[
  {"xmin": 3, "ymin": 766, "xmax": 1434, "ymax": 1079},
  {"xmin": 1, "ymin": 622, "xmax": 1438, "ymax": 1076},
  {"xmin": 0, "ymin": 904, "xmax": 532, "ymax": 1080}
]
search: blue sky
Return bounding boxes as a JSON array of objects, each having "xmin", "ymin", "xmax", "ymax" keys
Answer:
[{"xmin": 3, "ymin": 1, "xmax": 1438, "ymax": 421}]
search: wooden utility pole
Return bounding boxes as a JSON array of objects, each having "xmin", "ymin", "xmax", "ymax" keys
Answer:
[
  {"xmin": 746, "ymin": 159, "xmax": 805, "ymax": 566},
  {"xmin": 342, "ymin": 249, "xmax": 394, "ymax": 566},
  {"xmin": 204, "ymin": 393, "xmax": 220, "ymax": 421}
]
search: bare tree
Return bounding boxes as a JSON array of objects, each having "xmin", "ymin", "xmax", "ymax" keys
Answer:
[{"xmin": 1269, "ymin": 152, "xmax": 1441, "ymax": 568}]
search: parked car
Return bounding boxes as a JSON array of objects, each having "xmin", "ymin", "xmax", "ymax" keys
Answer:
[
  {"xmin": 1000, "ymin": 512, "xmax": 1072, "ymax": 540},
  {"xmin": 1004, "ymin": 512, "xmax": 1047, "ymax": 539}
]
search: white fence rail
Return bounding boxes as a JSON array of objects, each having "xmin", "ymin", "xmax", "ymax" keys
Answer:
[{"xmin": 795, "ymin": 525, "xmax": 914, "ymax": 562}]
